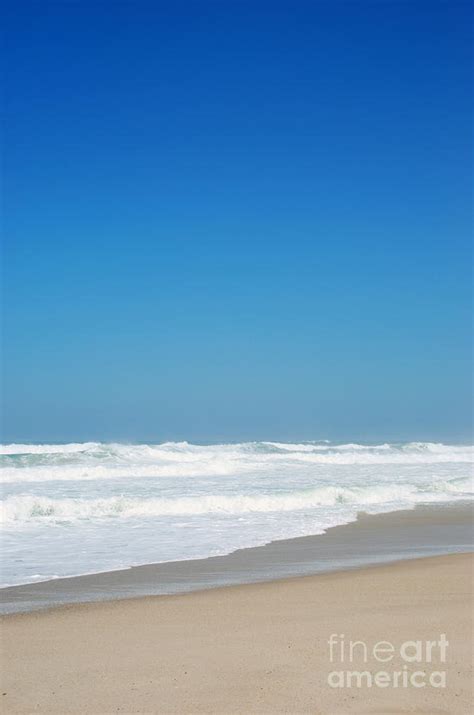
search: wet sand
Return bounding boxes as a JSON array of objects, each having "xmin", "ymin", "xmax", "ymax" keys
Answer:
[{"xmin": 1, "ymin": 502, "xmax": 473, "ymax": 614}]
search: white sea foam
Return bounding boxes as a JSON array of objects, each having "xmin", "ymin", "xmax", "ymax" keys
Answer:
[
  {"xmin": 2, "ymin": 481, "xmax": 471, "ymax": 527},
  {"xmin": 1, "ymin": 441, "xmax": 472, "ymax": 483},
  {"xmin": 1, "ymin": 440, "xmax": 472, "ymax": 587},
  {"xmin": 0, "ymin": 442, "xmax": 99, "ymax": 455}
]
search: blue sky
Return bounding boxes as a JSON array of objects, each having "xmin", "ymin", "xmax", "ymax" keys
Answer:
[{"xmin": 3, "ymin": 1, "xmax": 472, "ymax": 443}]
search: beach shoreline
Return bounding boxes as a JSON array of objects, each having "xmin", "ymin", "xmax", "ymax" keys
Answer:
[
  {"xmin": 2, "ymin": 502, "xmax": 472, "ymax": 713},
  {"xmin": 2, "ymin": 501, "xmax": 472, "ymax": 615},
  {"xmin": 1, "ymin": 552, "xmax": 472, "ymax": 713}
]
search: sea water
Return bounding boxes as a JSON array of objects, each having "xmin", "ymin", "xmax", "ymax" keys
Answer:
[{"xmin": 1, "ymin": 441, "xmax": 472, "ymax": 587}]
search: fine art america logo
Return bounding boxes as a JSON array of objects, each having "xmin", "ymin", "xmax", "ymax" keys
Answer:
[{"xmin": 327, "ymin": 634, "xmax": 448, "ymax": 689}]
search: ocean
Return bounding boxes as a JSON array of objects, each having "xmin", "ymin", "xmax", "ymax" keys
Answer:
[{"xmin": 1, "ymin": 440, "xmax": 472, "ymax": 588}]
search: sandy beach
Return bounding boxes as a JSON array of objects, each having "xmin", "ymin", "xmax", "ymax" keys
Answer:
[{"xmin": 1, "ymin": 551, "xmax": 472, "ymax": 714}]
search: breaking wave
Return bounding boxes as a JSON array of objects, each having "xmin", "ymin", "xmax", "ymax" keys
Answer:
[
  {"xmin": 1, "ymin": 440, "xmax": 472, "ymax": 483},
  {"xmin": 1, "ymin": 440, "xmax": 472, "ymax": 587},
  {"xmin": 2, "ymin": 478, "xmax": 472, "ymax": 526}
]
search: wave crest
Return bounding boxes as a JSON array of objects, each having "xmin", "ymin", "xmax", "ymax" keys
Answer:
[
  {"xmin": 2, "ymin": 477, "xmax": 472, "ymax": 526},
  {"xmin": 1, "ymin": 440, "xmax": 472, "ymax": 483}
]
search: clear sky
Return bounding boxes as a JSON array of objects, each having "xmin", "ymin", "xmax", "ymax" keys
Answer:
[{"xmin": 2, "ymin": 1, "xmax": 472, "ymax": 443}]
